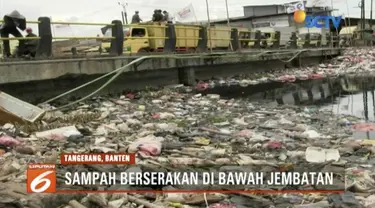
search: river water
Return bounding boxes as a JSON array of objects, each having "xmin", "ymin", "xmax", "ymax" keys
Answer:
[
  {"xmin": 321, "ymin": 92, "xmax": 375, "ymax": 121},
  {"xmin": 204, "ymin": 77, "xmax": 375, "ymax": 139}
]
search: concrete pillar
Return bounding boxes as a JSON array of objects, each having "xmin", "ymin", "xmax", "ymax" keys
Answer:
[
  {"xmin": 332, "ymin": 33, "xmax": 339, "ymax": 48},
  {"xmin": 253, "ymin": 30, "xmax": 261, "ymax": 49},
  {"xmin": 178, "ymin": 67, "xmax": 196, "ymax": 86},
  {"xmin": 276, "ymin": 98, "xmax": 284, "ymax": 105},
  {"xmin": 164, "ymin": 24, "xmax": 176, "ymax": 53},
  {"xmin": 342, "ymin": 77, "xmax": 349, "ymax": 90},
  {"xmin": 197, "ymin": 26, "xmax": 207, "ymax": 53},
  {"xmin": 110, "ymin": 20, "xmax": 124, "ymax": 55},
  {"xmin": 230, "ymin": 28, "xmax": 239, "ymax": 51},
  {"xmin": 303, "ymin": 33, "xmax": 311, "ymax": 48},
  {"xmin": 293, "ymin": 92, "xmax": 301, "ymax": 105},
  {"xmin": 319, "ymin": 85, "xmax": 325, "ymax": 99},
  {"xmin": 316, "ymin": 34, "xmax": 322, "ymax": 47},
  {"xmin": 71, "ymin": 47, "xmax": 77, "ymax": 56},
  {"xmin": 289, "ymin": 32, "xmax": 297, "ymax": 49},
  {"xmin": 326, "ymin": 33, "xmax": 332, "ymax": 47},
  {"xmin": 272, "ymin": 31, "xmax": 280, "ymax": 49},
  {"xmin": 36, "ymin": 17, "xmax": 52, "ymax": 58},
  {"xmin": 307, "ymin": 89, "xmax": 314, "ymax": 102},
  {"xmin": 291, "ymin": 55, "xmax": 301, "ymax": 67}
]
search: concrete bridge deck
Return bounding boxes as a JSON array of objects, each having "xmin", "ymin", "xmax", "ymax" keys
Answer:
[
  {"xmin": 0, "ymin": 48, "xmax": 341, "ymax": 85},
  {"xmin": 0, "ymin": 48, "xmax": 342, "ymax": 104}
]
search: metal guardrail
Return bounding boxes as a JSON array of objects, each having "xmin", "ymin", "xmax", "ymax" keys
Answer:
[
  {"xmin": 50, "ymin": 21, "xmax": 113, "ymax": 26},
  {"xmin": 0, "ymin": 19, "xmax": 113, "ymax": 41},
  {"xmin": 0, "ymin": 20, "xmax": 113, "ymax": 26},
  {"xmin": 0, "ymin": 37, "xmax": 40, "ymax": 40},
  {"xmin": 0, "ymin": 20, "xmax": 41, "ymax": 24}
]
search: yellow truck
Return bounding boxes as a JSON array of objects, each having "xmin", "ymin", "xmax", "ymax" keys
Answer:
[
  {"xmin": 101, "ymin": 23, "xmax": 240, "ymax": 54},
  {"xmin": 339, "ymin": 26, "xmax": 358, "ymax": 47}
]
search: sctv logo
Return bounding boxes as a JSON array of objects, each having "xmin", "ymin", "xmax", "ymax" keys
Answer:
[{"xmin": 293, "ymin": 10, "xmax": 342, "ymax": 29}]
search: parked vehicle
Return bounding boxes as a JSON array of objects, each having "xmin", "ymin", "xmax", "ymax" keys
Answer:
[
  {"xmin": 101, "ymin": 23, "xmax": 253, "ymax": 54},
  {"xmin": 339, "ymin": 26, "xmax": 358, "ymax": 47}
]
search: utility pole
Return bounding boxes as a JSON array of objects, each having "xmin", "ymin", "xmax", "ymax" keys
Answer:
[
  {"xmin": 361, "ymin": 0, "xmax": 366, "ymax": 45},
  {"xmin": 205, "ymin": 0, "xmax": 212, "ymax": 53},
  {"xmin": 361, "ymin": 0, "xmax": 365, "ymax": 30},
  {"xmin": 371, "ymin": 0, "xmax": 373, "ymax": 28},
  {"xmin": 118, "ymin": 1, "xmax": 128, "ymax": 24},
  {"xmin": 225, "ymin": 0, "xmax": 233, "ymax": 51}
]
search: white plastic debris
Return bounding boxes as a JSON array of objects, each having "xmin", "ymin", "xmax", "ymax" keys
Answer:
[
  {"xmin": 305, "ymin": 147, "xmax": 340, "ymax": 163},
  {"xmin": 301, "ymin": 130, "xmax": 321, "ymax": 139},
  {"xmin": 35, "ymin": 126, "xmax": 81, "ymax": 140}
]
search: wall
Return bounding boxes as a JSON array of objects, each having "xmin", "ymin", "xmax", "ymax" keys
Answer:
[
  {"xmin": 0, "ymin": 52, "xmax": 338, "ymax": 104},
  {"xmin": 215, "ymin": 20, "xmax": 252, "ymax": 29},
  {"xmin": 244, "ymin": 5, "xmax": 286, "ymax": 17},
  {"xmin": 251, "ymin": 14, "xmax": 290, "ymax": 28}
]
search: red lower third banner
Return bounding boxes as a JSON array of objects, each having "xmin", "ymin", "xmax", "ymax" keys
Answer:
[{"xmin": 27, "ymin": 153, "xmax": 346, "ymax": 193}]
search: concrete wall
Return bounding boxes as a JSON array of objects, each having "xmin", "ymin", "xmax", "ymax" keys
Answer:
[
  {"xmin": 0, "ymin": 49, "xmax": 341, "ymax": 85},
  {"xmin": 0, "ymin": 49, "xmax": 341, "ymax": 104},
  {"xmin": 251, "ymin": 14, "xmax": 290, "ymax": 28},
  {"xmin": 215, "ymin": 20, "xmax": 252, "ymax": 29},
  {"xmin": 244, "ymin": 5, "xmax": 286, "ymax": 17}
]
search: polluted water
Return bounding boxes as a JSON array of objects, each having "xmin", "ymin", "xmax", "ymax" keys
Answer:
[{"xmin": 2, "ymin": 48, "xmax": 375, "ymax": 207}]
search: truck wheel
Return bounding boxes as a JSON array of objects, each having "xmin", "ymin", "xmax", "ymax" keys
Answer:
[
  {"xmin": 187, "ymin": 48, "xmax": 196, "ymax": 53},
  {"xmin": 137, "ymin": 49, "xmax": 148, "ymax": 55}
]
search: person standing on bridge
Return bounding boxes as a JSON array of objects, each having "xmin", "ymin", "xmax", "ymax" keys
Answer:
[
  {"xmin": 24, "ymin": 27, "xmax": 38, "ymax": 57},
  {"xmin": 152, "ymin": 9, "xmax": 163, "ymax": 22},
  {"xmin": 162, "ymin": 11, "xmax": 172, "ymax": 23},
  {"xmin": 0, "ymin": 10, "xmax": 26, "ymax": 57},
  {"xmin": 131, "ymin": 11, "xmax": 142, "ymax": 24},
  {"xmin": 152, "ymin": 10, "xmax": 158, "ymax": 21}
]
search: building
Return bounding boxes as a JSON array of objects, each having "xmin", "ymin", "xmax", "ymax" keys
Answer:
[
  {"xmin": 183, "ymin": 1, "xmax": 375, "ymax": 44},
  {"xmin": 211, "ymin": 1, "xmax": 332, "ymax": 29}
]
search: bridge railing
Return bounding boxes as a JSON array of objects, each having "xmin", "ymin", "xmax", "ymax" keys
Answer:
[
  {"xmin": 0, "ymin": 17, "xmax": 342, "ymax": 58},
  {"xmin": 0, "ymin": 17, "xmax": 121, "ymax": 57}
]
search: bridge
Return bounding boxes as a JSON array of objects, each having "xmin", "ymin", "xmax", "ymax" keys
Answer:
[{"xmin": 0, "ymin": 17, "xmax": 343, "ymax": 103}]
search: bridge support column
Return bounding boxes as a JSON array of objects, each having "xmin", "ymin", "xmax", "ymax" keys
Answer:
[
  {"xmin": 303, "ymin": 33, "xmax": 311, "ymax": 48},
  {"xmin": 326, "ymin": 33, "xmax": 332, "ymax": 47},
  {"xmin": 289, "ymin": 32, "xmax": 297, "ymax": 49},
  {"xmin": 291, "ymin": 55, "xmax": 301, "ymax": 67},
  {"xmin": 293, "ymin": 91, "xmax": 301, "ymax": 105},
  {"xmin": 307, "ymin": 88, "xmax": 314, "ymax": 102},
  {"xmin": 110, "ymin": 20, "xmax": 124, "ymax": 55},
  {"xmin": 275, "ymin": 89, "xmax": 284, "ymax": 104},
  {"xmin": 36, "ymin": 17, "xmax": 52, "ymax": 58},
  {"xmin": 272, "ymin": 31, "xmax": 280, "ymax": 49},
  {"xmin": 319, "ymin": 85, "xmax": 325, "ymax": 99},
  {"xmin": 197, "ymin": 26, "xmax": 207, "ymax": 53},
  {"xmin": 178, "ymin": 67, "xmax": 196, "ymax": 86},
  {"xmin": 276, "ymin": 97, "xmax": 284, "ymax": 105},
  {"xmin": 317, "ymin": 34, "xmax": 322, "ymax": 47},
  {"xmin": 164, "ymin": 24, "xmax": 176, "ymax": 53},
  {"xmin": 230, "ymin": 28, "xmax": 239, "ymax": 51},
  {"xmin": 253, "ymin": 30, "xmax": 261, "ymax": 49}
]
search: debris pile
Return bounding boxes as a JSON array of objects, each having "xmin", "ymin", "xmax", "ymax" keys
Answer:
[{"xmin": 194, "ymin": 48, "xmax": 375, "ymax": 91}]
